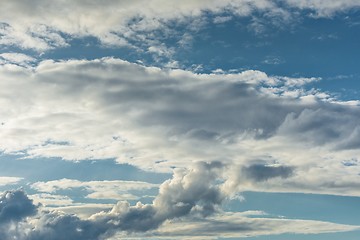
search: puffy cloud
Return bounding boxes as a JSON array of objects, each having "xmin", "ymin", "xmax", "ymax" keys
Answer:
[
  {"xmin": 26, "ymin": 211, "xmax": 111, "ymax": 240},
  {"xmin": 0, "ymin": 190, "xmax": 37, "ymax": 223},
  {"xmin": 92, "ymin": 162, "xmax": 225, "ymax": 232},
  {"xmin": 0, "ymin": 164, "xmax": 226, "ymax": 238},
  {"xmin": 1, "ymin": 166, "xmax": 359, "ymax": 240}
]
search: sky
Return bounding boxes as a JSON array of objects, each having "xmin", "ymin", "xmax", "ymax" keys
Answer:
[{"xmin": 0, "ymin": 0, "xmax": 360, "ymax": 239}]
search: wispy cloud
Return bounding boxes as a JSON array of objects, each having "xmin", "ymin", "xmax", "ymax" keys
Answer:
[
  {"xmin": 0, "ymin": 176, "xmax": 23, "ymax": 186},
  {"xmin": 31, "ymin": 179, "xmax": 158, "ymax": 201}
]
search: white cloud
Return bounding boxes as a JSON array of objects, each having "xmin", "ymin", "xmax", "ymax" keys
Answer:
[
  {"xmin": 152, "ymin": 212, "xmax": 360, "ymax": 238},
  {"xmin": 51, "ymin": 203, "xmax": 114, "ymax": 219},
  {"xmin": 213, "ymin": 16, "xmax": 233, "ymax": 24},
  {"xmin": 0, "ymin": 0, "xmax": 356, "ymax": 75},
  {"xmin": 31, "ymin": 178, "xmax": 158, "ymax": 201},
  {"xmin": 262, "ymin": 56, "xmax": 285, "ymax": 65},
  {"xmin": 0, "ymin": 176, "xmax": 23, "ymax": 186},
  {"xmin": 0, "ymin": 53, "xmax": 36, "ymax": 66},
  {"xmin": 29, "ymin": 193, "xmax": 73, "ymax": 207}
]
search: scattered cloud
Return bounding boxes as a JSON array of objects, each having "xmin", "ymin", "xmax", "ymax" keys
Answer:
[
  {"xmin": 262, "ymin": 56, "xmax": 285, "ymax": 65},
  {"xmin": 285, "ymin": 0, "xmax": 360, "ymax": 17},
  {"xmin": 0, "ymin": 0, "xmax": 358, "ymax": 54},
  {"xmin": 213, "ymin": 16, "xmax": 233, "ymax": 24},
  {"xmin": 0, "ymin": 1, "xmax": 266, "ymax": 51}
]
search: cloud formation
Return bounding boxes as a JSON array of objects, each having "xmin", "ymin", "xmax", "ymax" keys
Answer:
[
  {"xmin": 1, "ymin": 164, "xmax": 359, "ymax": 240},
  {"xmin": 1, "ymin": 2, "xmax": 359, "ymax": 239},
  {"xmin": 91, "ymin": 162, "xmax": 225, "ymax": 232}
]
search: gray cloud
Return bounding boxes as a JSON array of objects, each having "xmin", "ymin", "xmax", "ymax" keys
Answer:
[
  {"xmin": 277, "ymin": 107, "xmax": 360, "ymax": 149},
  {"xmin": 0, "ymin": 190, "xmax": 38, "ymax": 240},
  {"xmin": 0, "ymin": 58, "xmax": 322, "ymax": 168},
  {"xmin": 26, "ymin": 213, "xmax": 111, "ymax": 240},
  {"xmin": 0, "ymin": 190, "xmax": 37, "ymax": 223},
  {"xmin": 92, "ymin": 161, "xmax": 226, "ymax": 232},
  {"xmin": 242, "ymin": 164, "xmax": 294, "ymax": 182}
]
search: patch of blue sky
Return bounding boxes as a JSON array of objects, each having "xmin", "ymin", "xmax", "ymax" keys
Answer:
[
  {"xmin": 0, "ymin": 154, "xmax": 170, "ymax": 183},
  {"xmin": 41, "ymin": 37, "xmax": 141, "ymax": 62},
  {"xmin": 221, "ymin": 230, "xmax": 360, "ymax": 240},
  {"xmin": 176, "ymin": 12, "xmax": 360, "ymax": 98},
  {"xmin": 221, "ymin": 191, "xmax": 360, "ymax": 240},
  {"xmin": 227, "ymin": 192, "xmax": 360, "ymax": 225}
]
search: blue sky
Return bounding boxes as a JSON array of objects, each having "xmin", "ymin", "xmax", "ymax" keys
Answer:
[{"xmin": 1, "ymin": 1, "xmax": 360, "ymax": 239}]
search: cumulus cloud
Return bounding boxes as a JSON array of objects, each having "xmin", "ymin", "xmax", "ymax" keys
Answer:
[
  {"xmin": 0, "ymin": 164, "xmax": 228, "ymax": 238},
  {"xmin": 91, "ymin": 162, "xmax": 225, "ymax": 232},
  {"xmin": 0, "ymin": 190, "xmax": 37, "ymax": 223},
  {"xmin": 1, "ymin": 166, "xmax": 359, "ymax": 240}
]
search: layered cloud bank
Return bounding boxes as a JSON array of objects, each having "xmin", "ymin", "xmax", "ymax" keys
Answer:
[{"xmin": 1, "ymin": 58, "xmax": 360, "ymax": 197}]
